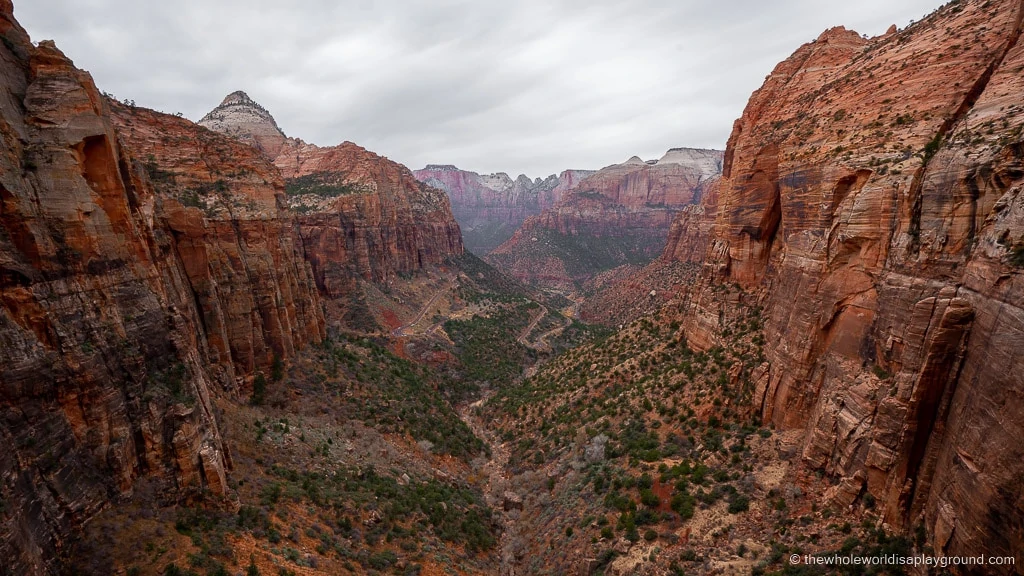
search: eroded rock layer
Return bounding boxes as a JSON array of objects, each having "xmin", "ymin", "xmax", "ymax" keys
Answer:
[
  {"xmin": 664, "ymin": 0, "xmax": 1024, "ymax": 564},
  {"xmin": 412, "ymin": 165, "xmax": 594, "ymax": 255},
  {"xmin": 488, "ymin": 149, "xmax": 722, "ymax": 291},
  {"xmin": 109, "ymin": 102, "xmax": 326, "ymax": 384},
  {"xmin": 199, "ymin": 93, "xmax": 465, "ymax": 297},
  {"xmin": 0, "ymin": 9, "xmax": 231, "ymax": 572},
  {"xmin": 276, "ymin": 139, "xmax": 464, "ymax": 297}
]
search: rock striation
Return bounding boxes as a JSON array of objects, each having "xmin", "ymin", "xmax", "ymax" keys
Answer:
[
  {"xmin": 663, "ymin": 0, "xmax": 1024, "ymax": 565},
  {"xmin": 487, "ymin": 148, "xmax": 722, "ymax": 291},
  {"xmin": 412, "ymin": 164, "xmax": 594, "ymax": 255},
  {"xmin": 109, "ymin": 101, "xmax": 326, "ymax": 385},
  {"xmin": 0, "ymin": 9, "xmax": 235, "ymax": 572},
  {"xmin": 0, "ymin": 9, "xmax": 459, "ymax": 573},
  {"xmin": 199, "ymin": 94, "xmax": 464, "ymax": 297}
]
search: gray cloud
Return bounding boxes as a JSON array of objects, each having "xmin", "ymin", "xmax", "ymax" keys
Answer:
[{"xmin": 15, "ymin": 0, "xmax": 942, "ymax": 176}]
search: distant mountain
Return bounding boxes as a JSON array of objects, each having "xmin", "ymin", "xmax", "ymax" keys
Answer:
[
  {"xmin": 485, "ymin": 148, "xmax": 723, "ymax": 291},
  {"xmin": 413, "ymin": 165, "xmax": 595, "ymax": 255}
]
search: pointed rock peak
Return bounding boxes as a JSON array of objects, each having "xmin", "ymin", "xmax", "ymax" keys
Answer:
[
  {"xmin": 814, "ymin": 26, "xmax": 866, "ymax": 46},
  {"xmin": 885, "ymin": 24, "xmax": 898, "ymax": 35},
  {"xmin": 220, "ymin": 90, "xmax": 256, "ymax": 106},
  {"xmin": 205, "ymin": 90, "xmax": 277, "ymax": 122},
  {"xmin": 199, "ymin": 90, "xmax": 287, "ymax": 157},
  {"xmin": 622, "ymin": 155, "xmax": 646, "ymax": 165}
]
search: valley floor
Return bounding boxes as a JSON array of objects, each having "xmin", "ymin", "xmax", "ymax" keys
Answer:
[{"xmin": 67, "ymin": 261, "xmax": 929, "ymax": 576}]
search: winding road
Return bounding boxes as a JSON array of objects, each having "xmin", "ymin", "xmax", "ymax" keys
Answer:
[{"xmin": 391, "ymin": 281, "xmax": 453, "ymax": 337}]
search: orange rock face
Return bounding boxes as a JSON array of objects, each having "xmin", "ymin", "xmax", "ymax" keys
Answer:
[
  {"xmin": 200, "ymin": 94, "xmax": 465, "ymax": 298},
  {"xmin": 667, "ymin": 0, "xmax": 1024, "ymax": 562},
  {"xmin": 662, "ymin": 177, "xmax": 721, "ymax": 264},
  {"xmin": 0, "ymin": 12, "xmax": 229, "ymax": 573},
  {"xmin": 276, "ymin": 139, "xmax": 464, "ymax": 296},
  {"xmin": 109, "ymin": 102, "xmax": 326, "ymax": 384}
]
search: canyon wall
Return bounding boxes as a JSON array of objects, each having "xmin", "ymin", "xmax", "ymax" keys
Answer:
[
  {"xmin": 200, "ymin": 94, "xmax": 465, "ymax": 298},
  {"xmin": 667, "ymin": 0, "xmax": 1024, "ymax": 564},
  {"xmin": 488, "ymin": 149, "xmax": 722, "ymax": 291},
  {"xmin": 109, "ymin": 102, "xmax": 326, "ymax": 385},
  {"xmin": 0, "ymin": 10, "xmax": 232, "ymax": 573},
  {"xmin": 0, "ymin": 9, "xmax": 462, "ymax": 573},
  {"xmin": 413, "ymin": 165, "xmax": 594, "ymax": 255}
]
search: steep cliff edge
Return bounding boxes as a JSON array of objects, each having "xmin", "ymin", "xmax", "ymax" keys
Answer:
[
  {"xmin": 108, "ymin": 102, "xmax": 326, "ymax": 386},
  {"xmin": 487, "ymin": 148, "xmax": 722, "ymax": 291},
  {"xmin": 412, "ymin": 165, "xmax": 595, "ymax": 255},
  {"xmin": 199, "ymin": 93, "xmax": 464, "ymax": 297},
  {"xmin": 0, "ymin": 9, "xmax": 232, "ymax": 573},
  {"xmin": 664, "ymin": 0, "xmax": 1024, "ymax": 563}
]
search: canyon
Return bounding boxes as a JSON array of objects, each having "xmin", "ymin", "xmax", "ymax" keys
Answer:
[
  {"xmin": 486, "ymin": 148, "xmax": 723, "ymax": 292},
  {"xmin": 413, "ymin": 164, "xmax": 594, "ymax": 255},
  {"xmin": 657, "ymin": 0, "xmax": 1024, "ymax": 565},
  {"xmin": 0, "ymin": 0, "xmax": 1022, "ymax": 574}
]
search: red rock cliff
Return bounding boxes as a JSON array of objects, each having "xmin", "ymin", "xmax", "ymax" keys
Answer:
[
  {"xmin": 276, "ymin": 139, "xmax": 464, "ymax": 296},
  {"xmin": 488, "ymin": 149, "xmax": 722, "ymax": 290},
  {"xmin": 668, "ymin": 0, "xmax": 1024, "ymax": 563},
  {"xmin": 109, "ymin": 102, "xmax": 326, "ymax": 386},
  {"xmin": 0, "ymin": 10, "xmax": 232, "ymax": 573},
  {"xmin": 199, "ymin": 94, "xmax": 465, "ymax": 298}
]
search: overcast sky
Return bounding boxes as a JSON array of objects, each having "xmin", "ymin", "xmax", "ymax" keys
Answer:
[{"xmin": 16, "ymin": 0, "xmax": 942, "ymax": 177}]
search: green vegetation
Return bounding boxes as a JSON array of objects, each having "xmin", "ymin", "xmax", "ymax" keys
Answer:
[
  {"xmin": 451, "ymin": 252, "xmax": 534, "ymax": 304},
  {"xmin": 284, "ymin": 172, "xmax": 369, "ymax": 197},
  {"xmin": 535, "ymin": 229, "xmax": 659, "ymax": 282},
  {"xmin": 144, "ymin": 154, "xmax": 175, "ymax": 183},
  {"xmin": 752, "ymin": 528, "xmax": 914, "ymax": 575},
  {"xmin": 1010, "ymin": 243, "xmax": 1024, "ymax": 268},
  {"xmin": 262, "ymin": 464, "xmax": 496, "ymax": 554},
  {"xmin": 445, "ymin": 301, "xmax": 536, "ymax": 392},
  {"xmin": 315, "ymin": 334, "xmax": 487, "ymax": 459},
  {"xmin": 922, "ymin": 133, "xmax": 943, "ymax": 162},
  {"xmin": 165, "ymin": 455, "xmax": 497, "ymax": 574},
  {"xmin": 486, "ymin": 292, "xmax": 770, "ymax": 559}
]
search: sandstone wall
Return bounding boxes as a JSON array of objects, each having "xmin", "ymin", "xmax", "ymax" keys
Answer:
[
  {"xmin": 667, "ymin": 0, "xmax": 1024, "ymax": 564},
  {"xmin": 0, "ymin": 11, "xmax": 229, "ymax": 572},
  {"xmin": 488, "ymin": 152, "xmax": 721, "ymax": 290},
  {"xmin": 109, "ymin": 103, "xmax": 326, "ymax": 386},
  {"xmin": 275, "ymin": 140, "xmax": 464, "ymax": 296},
  {"xmin": 412, "ymin": 165, "xmax": 595, "ymax": 255}
]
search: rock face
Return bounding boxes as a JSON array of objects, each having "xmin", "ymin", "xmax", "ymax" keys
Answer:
[
  {"xmin": 662, "ymin": 177, "xmax": 720, "ymax": 264},
  {"xmin": 276, "ymin": 140, "xmax": 464, "ymax": 296},
  {"xmin": 0, "ymin": 10, "xmax": 234, "ymax": 573},
  {"xmin": 666, "ymin": 0, "xmax": 1024, "ymax": 564},
  {"xmin": 412, "ymin": 164, "xmax": 595, "ymax": 255},
  {"xmin": 109, "ymin": 102, "xmax": 326, "ymax": 385},
  {"xmin": 198, "ymin": 90, "xmax": 288, "ymax": 158},
  {"xmin": 487, "ymin": 148, "xmax": 722, "ymax": 291},
  {"xmin": 199, "ymin": 94, "xmax": 464, "ymax": 297}
]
